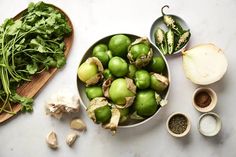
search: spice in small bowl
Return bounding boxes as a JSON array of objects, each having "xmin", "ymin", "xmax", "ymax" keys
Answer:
[
  {"xmin": 198, "ymin": 112, "xmax": 221, "ymax": 137},
  {"xmin": 192, "ymin": 87, "xmax": 217, "ymax": 112},
  {"xmin": 166, "ymin": 112, "xmax": 191, "ymax": 137}
]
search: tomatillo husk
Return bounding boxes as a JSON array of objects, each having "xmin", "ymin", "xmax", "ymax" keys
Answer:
[
  {"xmin": 127, "ymin": 37, "xmax": 153, "ymax": 68},
  {"xmin": 87, "ymin": 97, "xmax": 110, "ymax": 122},
  {"xmin": 150, "ymin": 73, "xmax": 169, "ymax": 93},
  {"xmin": 108, "ymin": 78, "xmax": 136, "ymax": 108},
  {"xmin": 77, "ymin": 57, "xmax": 104, "ymax": 86},
  {"xmin": 103, "ymin": 107, "xmax": 121, "ymax": 134}
]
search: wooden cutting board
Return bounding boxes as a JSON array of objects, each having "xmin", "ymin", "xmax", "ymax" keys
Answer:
[{"xmin": 0, "ymin": 4, "xmax": 74, "ymax": 123}]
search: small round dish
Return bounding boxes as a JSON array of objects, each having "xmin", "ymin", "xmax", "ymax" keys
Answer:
[
  {"xmin": 166, "ymin": 112, "xmax": 191, "ymax": 137},
  {"xmin": 192, "ymin": 87, "xmax": 217, "ymax": 113},
  {"xmin": 198, "ymin": 112, "xmax": 221, "ymax": 137},
  {"xmin": 149, "ymin": 14, "xmax": 190, "ymax": 55}
]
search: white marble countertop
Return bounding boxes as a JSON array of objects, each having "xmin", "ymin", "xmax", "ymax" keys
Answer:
[{"xmin": 1, "ymin": 0, "xmax": 236, "ymax": 157}]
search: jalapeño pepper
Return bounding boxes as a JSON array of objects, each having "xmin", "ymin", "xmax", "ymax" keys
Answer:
[
  {"xmin": 155, "ymin": 28, "xmax": 168, "ymax": 55},
  {"xmin": 175, "ymin": 30, "xmax": 191, "ymax": 51},
  {"xmin": 161, "ymin": 5, "xmax": 184, "ymax": 35},
  {"xmin": 166, "ymin": 29, "xmax": 174, "ymax": 54}
]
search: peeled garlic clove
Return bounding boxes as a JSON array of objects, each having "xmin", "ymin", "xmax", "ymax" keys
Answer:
[
  {"xmin": 182, "ymin": 43, "xmax": 228, "ymax": 85},
  {"xmin": 66, "ymin": 132, "xmax": 78, "ymax": 147},
  {"xmin": 46, "ymin": 131, "xmax": 58, "ymax": 149},
  {"xmin": 70, "ymin": 118, "xmax": 86, "ymax": 131}
]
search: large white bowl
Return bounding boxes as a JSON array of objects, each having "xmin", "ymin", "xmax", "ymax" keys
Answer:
[{"xmin": 77, "ymin": 33, "xmax": 171, "ymax": 128}]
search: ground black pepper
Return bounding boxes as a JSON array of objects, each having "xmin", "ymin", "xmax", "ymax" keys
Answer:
[
  {"xmin": 168, "ymin": 114, "xmax": 188, "ymax": 134},
  {"xmin": 194, "ymin": 91, "xmax": 211, "ymax": 108}
]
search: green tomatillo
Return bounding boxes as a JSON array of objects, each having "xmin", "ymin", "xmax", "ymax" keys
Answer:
[
  {"xmin": 119, "ymin": 108, "xmax": 129, "ymax": 124},
  {"xmin": 108, "ymin": 34, "xmax": 131, "ymax": 57},
  {"xmin": 87, "ymin": 97, "xmax": 111, "ymax": 124},
  {"xmin": 92, "ymin": 44, "xmax": 110, "ymax": 67},
  {"xmin": 150, "ymin": 73, "xmax": 169, "ymax": 93},
  {"xmin": 127, "ymin": 37, "xmax": 153, "ymax": 68},
  {"xmin": 108, "ymin": 78, "xmax": 136, "ymax": 107},
  {"xmin": 108, "ymin": 56, "xmax": 128, "ymax": 77},
  {"xmin": 134, "ymin": 70, "xmax": 150, "ymax": 89},
  {"xmin": 85, "ymin": 86, "xmax": 103, "ymax": 100},
  {"xmin": 134, "ymin": 90, "xmax": 160, "ymax": 117},
  {"xmin": 95, "ymin": 105, "xmax": 112, "ymax": 124},
  {"xmin": 92, "ymin": 44, "xmax": 108, "ymax": 54},
  {"xmin": 77, "ymin": 57, "xmax": 104, "ymax": 86},
  {"xmin": 148, "ymin": 56, "xmax": 166, "ymax": 73},
  {"xmin": 127, "ymin": 64, "xmax": 137, "ymax": 79},
  {"xmin": 103, "ymin": 69, "xmax": 114, "ymax": 80}
]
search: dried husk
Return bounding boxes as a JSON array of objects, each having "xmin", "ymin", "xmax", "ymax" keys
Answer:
[
  {"xmin": 102, "ymin": 78, "xmax": 113, "ymax": 98},
  {"xmin": 85, "ymin": 57, "xmax": 104, "ymax": 86},
  {"xmin": 127, "ymin": 37, "xmax": 153, "ymax": 68},
  {"xmin": 103, "ymin": 107, "xmax": 121, "ymax": 134},
  {"xmin": 151, "ymin": 73, "xmax": 169, "ymax": 93},
  {"xmin": 155, "ymin": 92, "xmax": 167, "ymax": 107},
  {"xmin": 115, "ymin": 78, "xmax": 136, "ymax": 109},
  {"xmin": 87, "ymin": 97, "xmax": 109, "ymax": 122},
  {"xmin": 130, "ymin": 111, "xmax": 145, "ymax": 120}
]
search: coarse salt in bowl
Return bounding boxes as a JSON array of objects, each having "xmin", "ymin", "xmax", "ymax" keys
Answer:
[{"xmin": 198, "ymin": 112, "xmax": 221, "ymax": 136}]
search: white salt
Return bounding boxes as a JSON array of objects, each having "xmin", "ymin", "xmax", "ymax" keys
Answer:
[{"xmin": 199, "ymin": 115, "xmax": 217, "ymax": 134}]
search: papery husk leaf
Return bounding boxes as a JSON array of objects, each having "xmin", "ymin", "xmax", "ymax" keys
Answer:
[
  {"xmin": 103, "ymin": 107, "xmax": 121, "ymax": 135},
  {"xmin": 87, "ymin": 97, "xmax": 108, "ymax": 122},
  {"xmin": 127, "ymin": 37, "xmax": 153, "ymax": 68},
  {"xmin": 85, "ymin": 57, "xmax": 104, "ymax": 86},
  {"xmin": 102, "ymin": 78, "xmax": 113, "ymax": 98}
]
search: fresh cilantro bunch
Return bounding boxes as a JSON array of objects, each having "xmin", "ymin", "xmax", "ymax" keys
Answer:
[{"xmin": 0, "ymin": 1, "xmax": 71, "ymax": 113}]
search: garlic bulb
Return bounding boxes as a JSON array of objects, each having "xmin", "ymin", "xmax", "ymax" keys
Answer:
[{"xmin": 45, "ymin": 89, "xmax": 80, "ymax": 119}]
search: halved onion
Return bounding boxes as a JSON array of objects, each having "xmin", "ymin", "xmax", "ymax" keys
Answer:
[{"xmin": 182, "ymin": 43, "xmax": 228, "ymax": 85}]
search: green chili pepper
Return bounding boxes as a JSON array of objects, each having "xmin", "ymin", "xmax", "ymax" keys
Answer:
[
  {"xmin": 161, "ymin": 5, "xmax": 184, "ymax": 35},
  {"xmin": 155, "ymin": 28, "xmax": 167, "ymax": 54},
  {"xmin": 175, "ymin": 30, "xmax": 191, "ymax": 51},
  {"xmin": 166, "ymin": 29, "xmax": 175, "ymax": 54}
]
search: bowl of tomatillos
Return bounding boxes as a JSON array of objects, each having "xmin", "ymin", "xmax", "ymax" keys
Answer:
[{"xmin": 77, "ymin": 33, "xmax": 170, "ymax": 133}]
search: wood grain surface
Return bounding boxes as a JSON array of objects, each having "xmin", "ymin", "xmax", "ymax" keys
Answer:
[{"xmin": 0, "ymin": 4, "xmax": 74, "ymax": 123}]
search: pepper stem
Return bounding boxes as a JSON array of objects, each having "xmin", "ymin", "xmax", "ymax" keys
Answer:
[{"xmin": 161, "ymin": 5, "xmax": 169, "ymax": 16}]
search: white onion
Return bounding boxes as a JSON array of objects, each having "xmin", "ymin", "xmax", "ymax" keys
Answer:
[{"xmin": 182, "ymin": 43, "xmax": 228, "ymax": 85}]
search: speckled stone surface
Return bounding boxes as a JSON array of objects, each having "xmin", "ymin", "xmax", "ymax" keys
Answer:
[{"xmin": 0, "ymin": 0, "xmax": 235, "ymax": 157}]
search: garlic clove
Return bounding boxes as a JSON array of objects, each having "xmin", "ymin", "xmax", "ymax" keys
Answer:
[
  {"xmin": 46, "ymin": 131, "xmax": 58, "ymax": 149},
  {"xmin": 66, "ymin": 132, "xmax": 79, "ymax": 147},
  {"xmin": 70, "ymin": 118, "xmax": 86, "ymax": 131}
]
